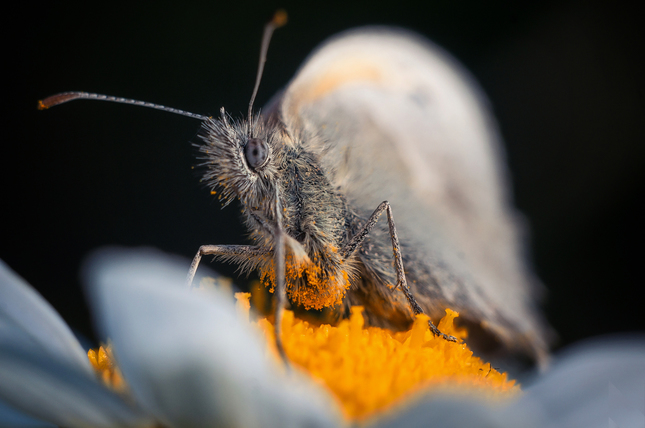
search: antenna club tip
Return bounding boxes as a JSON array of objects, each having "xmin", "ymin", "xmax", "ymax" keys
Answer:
[
  {"xmin": 37, "ymin": 100, "xmax": 48, "ymax": 110},
  {"xmin": 272, "ymin": 10, "xmax": 288, "ymax": 27}
]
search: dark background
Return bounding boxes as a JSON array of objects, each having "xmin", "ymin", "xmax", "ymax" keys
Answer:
[{"xmin": 3, "ymin": 0, "xmax": 643, "ymax": 352}]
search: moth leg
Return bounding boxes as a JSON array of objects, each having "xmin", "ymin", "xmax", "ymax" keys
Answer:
[
  {"xmin": 187, "ymin": 243, "xmax": 290, "ymax": 365},
  {"xmin": 342, "ymin": 201, "xmax": 457, "ymax": 343},
  {"xmin": 273, "ymin": 225, "xmax": 290, "ymax": 367},
  {"xmin": 187, "ymin": 243, "xmax": 290, "ymax": 364},
  {"xmin": 268, "ymin": 189, "xmax": 292, "ymax": 368},
  {"xmin": 186, "ymin": 245, "xmax": 268, "ymax": 287}
]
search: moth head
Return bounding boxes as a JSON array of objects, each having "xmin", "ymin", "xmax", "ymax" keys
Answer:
[
  {"xmin": 195, "ymin": 11, "xmax": 288, "ymax": 225},
  {"xmin": 197, "ymin": 107, "xmax": 281, "ymax": 212}
]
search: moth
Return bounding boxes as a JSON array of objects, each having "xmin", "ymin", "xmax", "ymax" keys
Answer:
[{"xmin": 40, "ymin": 13, "xmax": 550, "ymax": 366}]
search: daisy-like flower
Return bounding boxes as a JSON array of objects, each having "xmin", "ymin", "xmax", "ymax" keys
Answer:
[
  {"xmin": 1, "ymin": 248, "xmax": 644, "ymax": 428},
  {"xmin": 0, "ymin": 249, "xmax": 338, "ymax": 428}
]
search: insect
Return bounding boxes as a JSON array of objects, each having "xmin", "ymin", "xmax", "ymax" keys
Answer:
[{"xmin": 39, "ymin": 12, "xmax": 550, "ymax": 366}]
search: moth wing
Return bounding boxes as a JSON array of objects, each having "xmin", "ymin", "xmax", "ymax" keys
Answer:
[{"xmin": 274, "ymin": 27, "xmax": 550, "ymax": 362}]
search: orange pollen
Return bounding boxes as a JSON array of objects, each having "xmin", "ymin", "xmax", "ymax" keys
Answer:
[
  {"xmin": 237, "ymin": 292, "xmax": 519, "ymax": 421},
  {"xmin": 259, "ymin": 256, "xmax": 350, "ymax": 310},
  {"xmin": 87, "ymin": 344, "xmax": 127, "ymax": 393}
]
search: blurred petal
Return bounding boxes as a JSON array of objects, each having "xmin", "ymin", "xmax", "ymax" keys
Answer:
[
  {"xmin": 84, "ymin": 247, "xmax": 341, "ymax": 428},
  {"xmin": 365, "ymin": 392, "xmax": 523, "ymax": 428},
  {"xmin": 370, "ymin": 335, "xmax": 645, "ymax": 428},
  {"xmin": 0, "ymin": 399, "xmax": 56, "ymax": 427},
  {"xmin": 510, "ymin": 335, "xmax": 645, "ymax": 428},
  {"xmin": 0, "ymin": 259, "xmax": 90, "ymax": 372},
  {"xmin": 0, "ymin": 340, "xmax": 153, "ymax": 428}
]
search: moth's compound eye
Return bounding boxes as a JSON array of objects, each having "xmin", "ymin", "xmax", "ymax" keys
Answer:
[{"xmin": 244, "ymin": 138, "xmax": 269, "ymax": 170}]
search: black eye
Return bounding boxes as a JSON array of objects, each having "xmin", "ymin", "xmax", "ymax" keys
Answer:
[{"xmin": 244, "ymin": 138, "xmax": 269, "ymax": 169}]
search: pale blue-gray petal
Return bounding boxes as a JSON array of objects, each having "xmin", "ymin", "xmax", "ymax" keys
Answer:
[
  {"xmin": 369, "ymin": 335, "xmax": 645, "ymax": 428},
  {"xmin": 0, "ymin": 340, "xmax": 154, "ymax": 428},
  {"xmin": 84, "ymin": 247, "xmax": 341, "ymax": 428},
  {"xmin": 365, "ymin": 392, "xmax": 526, "ymax": 428},
  {"xmin": 510, "ymin": 335, "xmax": 645, "ymax": 428},
  {"xmin": 0, "ymin": 398, "xmax": 56, "ymax": 427},
  {"xmin": 0, "ymin": 259, "xmax": 90, "ymax": 373}
]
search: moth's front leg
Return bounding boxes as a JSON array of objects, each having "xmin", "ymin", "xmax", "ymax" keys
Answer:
[
  {"xmin": 342, "ymin": 201, "xmax": 457, "ymax": 342},
  {"xmin": 186, "ymin": 245, "xmax": 269, "ymax": 287},
  {"xmin": 186, "ymin": 243, "xmax": 290, "ymax": 365}
]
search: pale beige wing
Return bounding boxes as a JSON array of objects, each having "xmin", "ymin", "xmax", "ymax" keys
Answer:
[{"xmin": 276, "ymin": 27, "xmax": 551, "ymax": 363}]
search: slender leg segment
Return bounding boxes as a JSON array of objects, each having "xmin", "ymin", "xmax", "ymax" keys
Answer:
[
  {"xmin": 186, "ymin": 245, "xmax": 268, "ymax": 287},
  {"xmin": 342, "ymin": 201, "xmax": 457, "ymax": 342},
  {"xmin": 186, "ymin": 242, "xmax": 290, "ymax": 366},
  {"xmin": 273, "ymin": 226, "xmax": 289, "ymax": 366},
  {"xmin": 272, "ymin": 192, "xmax": 290, "ymax": 368}
]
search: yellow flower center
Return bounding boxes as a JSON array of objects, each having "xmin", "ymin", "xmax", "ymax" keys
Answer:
[
  {"xmin": 87, "ymin": 278, "xmax": 519, "ymax": 422},
  {"xmin": 236, "ymin": 291, "xmax": 518, "ymax": 421},
  {"xmin": 87, "ymin": 344, "xmax": 127, "ymax": 393}
]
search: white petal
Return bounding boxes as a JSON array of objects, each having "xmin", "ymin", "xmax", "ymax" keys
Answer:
[
  {"xmin": 0, "ymin": 399, "xmax": 56, "ymax": 428},
  {"xmin": 84, "ymin": 247, "xmax": 341, "ymax": 428},
  {"xmin": 0, "ymin": 340, "xmax": 153, "ymax": 428},
  {"xmin": 370, "ymin": 336, "xmax": 645, "ymax": 428},
  {"xmin": 510, "ymin": 335, "xmax": 645, "ymax": 428},
  {"xmin": 0, "ymin": 259, "xmax": 90, "ymax": 373},
  {"xmin": 366, "ymin": 393, "xmax": 525, "ymax": 428}
]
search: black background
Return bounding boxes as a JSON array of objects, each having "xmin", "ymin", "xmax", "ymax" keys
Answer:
[{"xmin": 4, "ymin": 0, "xmax": 643, "ymax": 352}]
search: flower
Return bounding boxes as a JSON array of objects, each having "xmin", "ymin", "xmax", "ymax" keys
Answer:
[
  {"xmin": 0, "ymin": 249, "xmax": 338, "ymax": 428},
  {"xmin": 245, "ymin": 294, "xmax": 517, "ymax": 420},
  {"xmin": 1, "ymin": 248, "xmax": 644, "ymax": 428}
]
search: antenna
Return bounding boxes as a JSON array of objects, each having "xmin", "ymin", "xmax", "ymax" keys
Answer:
[
  {"xmin": 247, "ymin": 10, "xmax": 288, "ymax": 136},
  {"xmin": 38, "ymin": 92, "xmax": 209, "ymax": 121},
  {"xmin": 38, "ymin": 10, "xmax": 288, "ymax": 126}
]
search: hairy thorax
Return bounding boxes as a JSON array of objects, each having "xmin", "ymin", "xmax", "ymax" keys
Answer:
[{"xmin": 247, "ymin": 146, "xmax": 356, "ymax": 310}]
